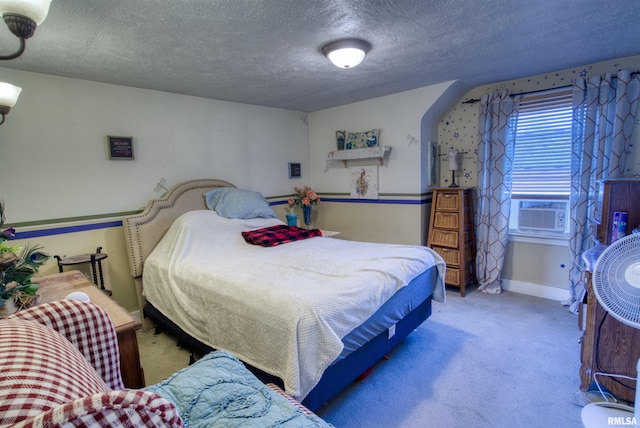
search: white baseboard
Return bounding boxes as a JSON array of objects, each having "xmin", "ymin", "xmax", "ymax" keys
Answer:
[{"xmin": 501, "ymin": 279, "xmax": 570, "ymax": 302}]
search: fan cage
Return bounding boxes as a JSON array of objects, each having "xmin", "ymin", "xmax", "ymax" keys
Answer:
[{"xmin": 592, "ymin": 233, "xmax": 640, "ymax": 329}]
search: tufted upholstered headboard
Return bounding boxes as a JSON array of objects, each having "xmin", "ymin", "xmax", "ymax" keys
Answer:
[
  {"xmin": 122, "ymin": 179, "xmax": 235, "ymax": 320},
  {"xmin": 123, "ymin": 179, "xmax": 235, "ymax": 279}
]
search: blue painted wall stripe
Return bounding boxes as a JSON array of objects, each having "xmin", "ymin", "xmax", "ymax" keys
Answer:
[
  {"xmin": 270, "ymin": 197, "xmax": 431, "ymax": 206},
  {"xmin": 13, "ymin": 221, "xmax": 123, "ymax": 240},
  {"xmin": 12, "ymin": 197, "xmax": 432, "ymax": 239}
]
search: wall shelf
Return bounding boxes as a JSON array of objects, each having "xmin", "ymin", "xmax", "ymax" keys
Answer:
[{"xmin": 326, "ymin": 146, "xmax": 391, "ymax": 167}]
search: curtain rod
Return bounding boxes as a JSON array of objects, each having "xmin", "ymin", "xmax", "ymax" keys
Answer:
[
  {"xmin": 461, "ymin": 85, "xmax": 572, "ymax": 104},
  {"xmin": 461, "ymin": 70, "xmax": 640, "ymax": 105}
]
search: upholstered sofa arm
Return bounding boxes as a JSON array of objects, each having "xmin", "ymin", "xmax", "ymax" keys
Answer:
[
  {"xmin": 10, "ymin": 390, "xmax": 184, "ymax": 428},
  {"xmin": 8, "ymin": 299, "xmax": 125, "ymax": 390},
  {"xmin": 1, "ymin": 302, "xmax": 183, "ymax": 427}
]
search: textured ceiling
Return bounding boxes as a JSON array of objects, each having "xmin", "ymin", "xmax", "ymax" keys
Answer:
[{"xmin": 1, "ymin": 0, "xmax": 639, "ymax": 112}]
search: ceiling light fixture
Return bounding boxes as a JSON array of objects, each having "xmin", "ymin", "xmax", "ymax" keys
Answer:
[
  {"xmin": 0, "ymin": 0, "xmax": 53, "ymax": 60},
  {"xmin": 321, "ymin": 38, "xmax": 371, "ymax": 69},
  {"xmin": 0, "ymin": 81, "xmax": 22, "ymax": 125}
]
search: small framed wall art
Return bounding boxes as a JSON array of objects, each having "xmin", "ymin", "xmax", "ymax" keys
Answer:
[
  {"xmin": 107, "ymin": 136, "xmax": 134, "ymax": 160},
  {"xmin": 288, "ymin": 162, "xmax": 301, "ymax": 179},
  {"xmin": 350, "ymin": 165, "xmax": 379, "ymax": 199},
  {"xmin": 426, "ymin": 140, "xmax": 438, "ymax": 186}
]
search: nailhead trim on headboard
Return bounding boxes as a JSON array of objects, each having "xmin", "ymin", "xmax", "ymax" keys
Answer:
[{"xmin": 122, "ymin": 179, "xmax": 235, "ymax": 279}]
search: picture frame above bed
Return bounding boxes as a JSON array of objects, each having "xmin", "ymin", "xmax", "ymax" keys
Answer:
[
  {"xmin": 288, "ymin": 162, "xmax": 301, "ymax": 179},
  {"xmin": 107, "ymin": 135, "xmax": 134, "ymax": 160}
]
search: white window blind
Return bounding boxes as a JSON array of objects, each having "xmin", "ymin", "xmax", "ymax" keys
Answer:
[{"xmin": 511, "ymin": 89, "xmax": 573, "ymax": 198}]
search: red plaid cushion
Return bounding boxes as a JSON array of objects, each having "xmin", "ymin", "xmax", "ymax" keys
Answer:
[
  {"xmin": 1, "ymin": 300, "xmax": 183, "ymax": 428},
  {"xmin": 0, "ymin": 318, "xmax": 111, "ymax": 426},
  {"xmin": 9, "ymin": 300, "xmax": 124, "ymax": 390},
  {"xmin": 11, "ymin": 390, "xmax": 184, "ymax": 428},
  {"xmin": 242, "ymin": 225, "xmax": 322, "ymax": 247}
]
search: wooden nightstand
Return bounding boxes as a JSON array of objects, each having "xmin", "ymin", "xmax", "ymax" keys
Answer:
[{"xmin": 34, "ymin": 270, "xmax": 145, "ymax": 388}]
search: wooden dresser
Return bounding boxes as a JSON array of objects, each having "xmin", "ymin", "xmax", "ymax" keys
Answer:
[
  {"xmin": 579, "ymin": 178, "xmax": 640, "ymax": 402},
  {"xmin": 427, "ymin": 187, "xmax": 476, "ymax": 296}
]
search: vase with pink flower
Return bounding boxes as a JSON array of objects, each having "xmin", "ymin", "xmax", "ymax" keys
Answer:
[{"xmin": 287, "ymin": 186, "xmax": 320, "ymax": 228}]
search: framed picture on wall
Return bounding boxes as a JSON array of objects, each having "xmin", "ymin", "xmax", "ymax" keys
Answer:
[
  {"xmin": 350, "ymin": 165, "xmax": 379, "ymax": 199},
  {"xmin": 107, "ymin": 136, "xmax": 134, "ymax": 160},
  {"xmin": 426, "ymin": 140, "xmax": 438, "ymax": 186},
  {"xmin": 288, "ymin": 162, "xmax": 301, "ymax": 178}
]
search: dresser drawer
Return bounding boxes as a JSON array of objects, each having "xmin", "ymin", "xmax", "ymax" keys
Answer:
[
  {"xmin": 432, "ymin": 246, "xmax": 460, "ymax": 265},
  {"xmin": 433, "ymin": 212, "xmax": 459, "ymax": 229},
  {"xmin": 444, "ymin": 263, "xmax": 474, "ymax": 286},
  {"xmin": 435, "ymin": 191, "xmax": 461, "ymax": 211},
  {"xmin": 444, "ymin": 267, "xmax": 460, "ymax": 285},
  {"xmin": 430, "ymin": 229, "xmax": 459, "ymax": 248},
  {"xmin": 433, "ymin": 244, "xmax": 472, "ymax": 267}
]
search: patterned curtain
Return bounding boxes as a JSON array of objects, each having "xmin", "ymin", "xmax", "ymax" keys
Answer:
[
  {"xmin": 475, "ymin": 91, "xmax": 519, "ymax": 294},
  {"xmin": 567, "ymin": 69, "xmax": 640, "ymax": 312}
]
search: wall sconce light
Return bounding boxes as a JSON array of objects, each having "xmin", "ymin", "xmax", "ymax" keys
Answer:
[
  {"xmin": 0, "ymin": 0, "xmax": 53, "ymax": 60},
  {"xmin": 0, "ymin": 82, "xmax": 22, "ymax": 125},
  {"xmin": 321, "ymin": 38, "xmax": 371, "ymax": 69}
]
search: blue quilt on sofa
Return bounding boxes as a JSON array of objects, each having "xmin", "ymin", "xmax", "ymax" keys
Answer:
[{"xmin": 142, "ymin": 351, "xmax": 332, "ymax": 428}]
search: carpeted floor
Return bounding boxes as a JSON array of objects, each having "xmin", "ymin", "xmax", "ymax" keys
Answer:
[{"xmin": 137, "ymin": 287, "xmax": 588, "ymax": 427}]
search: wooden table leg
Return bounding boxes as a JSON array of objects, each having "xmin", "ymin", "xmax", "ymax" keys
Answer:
[{"xmin": 117, "ymin": 329, "xmax": 145, "ymax": 388}]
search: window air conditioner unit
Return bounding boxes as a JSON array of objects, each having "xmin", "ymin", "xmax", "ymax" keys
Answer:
[{"xmin": 517, "ymin": 201, "xmax": 567, "ymax": 232}]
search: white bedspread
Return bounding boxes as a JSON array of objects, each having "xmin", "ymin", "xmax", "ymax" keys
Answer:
[{"xmin": 143, "ymin": 210, "xmax": 445, "ymax": 400}]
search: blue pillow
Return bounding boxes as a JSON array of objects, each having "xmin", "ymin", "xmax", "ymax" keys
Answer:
[{"xmin": 203, "ymin": 188, "xmax": 277, "ymax": 219}]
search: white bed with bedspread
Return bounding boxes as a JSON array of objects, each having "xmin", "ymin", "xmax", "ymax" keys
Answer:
[{"xmin": 123, "ymin": 179, "xmax": 445, "ymax": 409}]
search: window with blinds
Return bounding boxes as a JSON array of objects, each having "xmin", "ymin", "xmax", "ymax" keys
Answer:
[
  {"xmin": 509, "ymin": 89, "xmax": 572, "ymax": 235},
  {"xmin": 511, "ymin": 89, "xmax": 573, "ymax": 197}
]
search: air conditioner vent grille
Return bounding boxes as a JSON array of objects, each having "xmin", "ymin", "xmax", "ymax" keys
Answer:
[{"xmin": 516, "ymin": 201, "xmax": 567, "ymax": 232}]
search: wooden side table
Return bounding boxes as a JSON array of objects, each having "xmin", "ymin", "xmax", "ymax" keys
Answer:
[
  {"xmin": 34, "ymin": 270, "xmax": 145, "ymax": 388},
  {"xmin": 54, "ymin": 247, "xmax": 111, "ymax": 296}
]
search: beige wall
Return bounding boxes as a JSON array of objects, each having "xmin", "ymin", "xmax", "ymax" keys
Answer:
[
  {"xmin": 0, "ymin": 68, "xmax": 310, "ymax": 222},
  {"xmin": 273, "ymin": 200, "xmax": 430, "ymax": 245},
  {"xmin": 501, "ymin": 240, "xmax": 572, "ymax": 301}
]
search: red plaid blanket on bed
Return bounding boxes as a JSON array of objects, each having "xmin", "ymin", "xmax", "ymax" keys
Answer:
[{"xmin": 242, "ymin": 225, "xmax": 322, "ymax": 247}]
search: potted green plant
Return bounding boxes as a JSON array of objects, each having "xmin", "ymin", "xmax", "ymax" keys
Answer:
[{"xmin": 0, "ymin": 201, "xmax": 48, "ymax": 317}]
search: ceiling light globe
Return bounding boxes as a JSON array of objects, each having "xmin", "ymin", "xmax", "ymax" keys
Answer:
[
  {"xmin": 322, "ymin": 38, "xmax": 371, "ymax": 69},
  {"xmin": 0, "ymin": 0, "xmax": 53, "ymax": 25},
  {"xmin": 0, "ymin": 82, "xmax": 21, "ymax": 106},
  {"xmin": 327, "ymin": 48, "xmax": 366, "ymax": 69}
]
